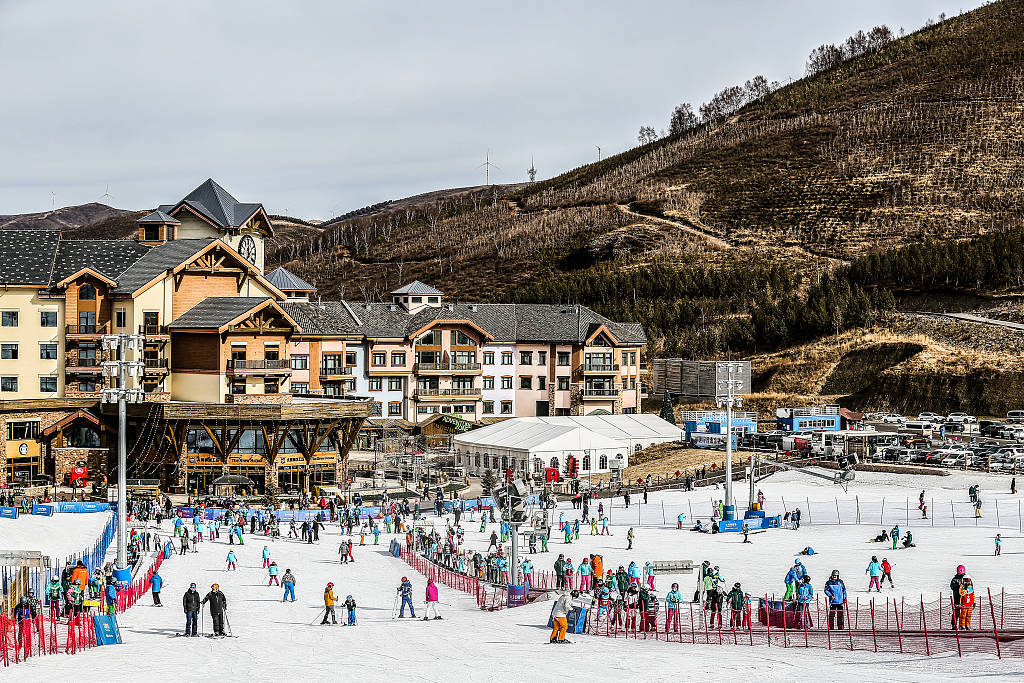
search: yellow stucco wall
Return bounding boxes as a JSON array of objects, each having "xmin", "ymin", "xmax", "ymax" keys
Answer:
[{"xmin": 0, "ymin": 288, "xmax": 63, "ymax": 399}]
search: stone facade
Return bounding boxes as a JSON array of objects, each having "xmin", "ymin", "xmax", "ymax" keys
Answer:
[{"xmin": 52, "ymin": 447, "xmax": 109, "ymax": 486}]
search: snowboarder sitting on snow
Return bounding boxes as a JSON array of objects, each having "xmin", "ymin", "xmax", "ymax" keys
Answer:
[
  {"xmin": 201, "ymin": 583, "xmax": 228, "ymax": 636},
  {"xmin": 799, "ymin": 547, "xmax": 815, "ymax": 556},
  {"xmin": 871, "ymin": 529, "xmax": 889, "ymax": 543},
  {"xmin": 690, "ymin": 519, "xmax": 705, "ymax": 532},
  {"xmin": 902, "ymin": 531, "xmax": 915, "ymax": 548}
]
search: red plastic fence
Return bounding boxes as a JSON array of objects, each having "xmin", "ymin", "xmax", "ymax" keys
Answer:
[
  {"xmin": 399, "ymin": 547, "xmax": 489, "ymax": 608},
  {"xmin": 1, "ymin": 550, "xmax": 170, "ymax": 667},
  {"xmin": 578, "ymin": 589, "xmax": 1024, "ymax": 659}
]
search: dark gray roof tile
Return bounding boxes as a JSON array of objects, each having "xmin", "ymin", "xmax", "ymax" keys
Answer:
[
  {"xmin": 169, "ymin": 297, "xmax": 274, "ymax": 329},
  {"xmin": 266, "ymin": 267, "xmax": 315, "ymax": 292},
  {"xmin": 0, "ymin": 230, "xmax": 61, "ymax": 285},
  {"xmin": 111, "ymin": 239, "xmax": 213, "ymax": 293}
]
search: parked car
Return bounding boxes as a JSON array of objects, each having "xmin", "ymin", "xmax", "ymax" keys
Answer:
[
  {"xmin": 980, "ymin": 421, "xmax": 1005, "ymax": 438},
  {"xmin": 918, "ymin": 412, "xmax": 945, "ymax": 423},
  {"xmin": 880, "ymin": 413, "xmax": 907, "ymax": 425},
  {"xmin": 1007, "ymin": 410, "xmax": 1024, "ymax": 424},
  {"xmin": 947, "ymin": 412, "xmax": 976, "ymax": 424}
]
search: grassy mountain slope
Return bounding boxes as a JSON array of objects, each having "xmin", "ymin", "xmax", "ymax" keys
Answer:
[
  {"xmin": 269, "ymin": 0, "xmax": 1024, "ymax": 360},
  {"xmin": 0, "ymin": 202, "xmax": 131, "ymax": 232}
]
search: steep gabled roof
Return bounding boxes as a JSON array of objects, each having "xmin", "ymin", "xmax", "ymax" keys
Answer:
[
  {"xmin": 161, "ymin": 179, "xmax": 266, "ymax": 231},
  {"xmin": 51, "ymin": 240, "xmax": 150, "ymax": 288},
  {"xmin": 169, "ymin": 297, "xmax": 296, "ymax": 331},
  {"xmin": 111, "ymin": 239, "xmax": 214, "ymax": 294},
  {"xmin": 137, "ymin": 210, "xmax": 181, "ymax": 224},
  {"xmin": 281, "ymin": 301, "xmax": 362, "ymax": 337},
  {"xmin": 391, "ymin": 280, "xmax": 443, "ymax": 296},
  {"xmin": 266, "ymin": 266, "xmax": 315, "ymax": 292}
]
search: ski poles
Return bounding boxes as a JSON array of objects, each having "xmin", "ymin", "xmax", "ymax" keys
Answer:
[
  {"xmin": 224, "ymin": 611, "xmax": 234, "ymax": 637},
  {"xmin": 311, "ymin": 607, "xmax": 326, "ymax": 625}
]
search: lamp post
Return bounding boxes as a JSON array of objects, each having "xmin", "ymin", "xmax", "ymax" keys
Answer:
[
  {"xmin": 102, "ymin": 332, "xmax": 144, "ymax": 569},
  {"xmin": 716, "ymin": 362, "xmax": 745, "ymax": 522}
]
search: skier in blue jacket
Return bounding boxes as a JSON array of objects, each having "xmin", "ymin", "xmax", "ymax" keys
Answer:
[
  {"xmin": 151, "ymin": 570, "xmax": 164, "ymax": 606},
  {"xmin": 104, "ymin": 581, "xmax": 118, "ymax": 615},
  {"xmin": 784, "ymin": 559, "xmax": 805, "ymax": 600},
  {"xmin": 796, "ymin": 575, "xmax": 814, "ymax": 626},
  {"xmin": 398, "ymin": 577, "xmax": 415, "ymax": 618},
  {"xmin": 824, "ymin": 570, "xmax": 847, "ymax": 630}
]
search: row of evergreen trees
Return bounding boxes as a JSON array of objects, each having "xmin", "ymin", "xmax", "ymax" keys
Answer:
[{"xmin": 505, "ymin": 226, "xmax": 1024, "ymax": 357}]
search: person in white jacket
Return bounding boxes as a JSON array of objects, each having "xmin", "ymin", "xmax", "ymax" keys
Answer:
[{"xmin": 549, "ymin": 590, "xmax": 578, "ymax": 643}]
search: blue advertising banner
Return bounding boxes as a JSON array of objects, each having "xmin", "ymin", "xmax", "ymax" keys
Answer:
[
  {"xmin": 57, "ymin": 502, "xmax": 111, "ymax": 513},
  {"xmin": 31, "ymin": 504, "xmax": 55, "ymax": 516},
  {"xmin": 93, "ymin": 615, "xmax": 122, "ymax": 645},
  {"xmin": 0, "ymin": 506, "xmax": 18, "ymax": 519}
]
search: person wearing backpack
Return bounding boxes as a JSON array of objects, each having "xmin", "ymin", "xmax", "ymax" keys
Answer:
[{"xmin": 958, "ymin": 576, "xmax": 976, "ymax": 629}]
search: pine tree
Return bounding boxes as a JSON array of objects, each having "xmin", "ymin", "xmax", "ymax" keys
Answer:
[
  {"xmin": 481, "ymin": 468, "xmax": 499, "ymax": 495},
  {"xmin": 262, "ymin": 480, "xmax": 281, "ymax": 508},
  {"xmin": 660, "ymin": 390, "xmax": 676, "ymax": 425}
]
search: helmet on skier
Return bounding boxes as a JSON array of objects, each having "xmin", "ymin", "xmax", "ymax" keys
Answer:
[
  {"xmin": 190, "ymin": 583, "xmax": 197, "ymax": 589},
  {"xmin": 794, "ymin": 559, "xmax": 802, "ymax": 565},
  {"xmin": 734, "ymin": 583, "xmax": 741, "ymax": 589},
  {"xmin": 212, "ymin": 583, "xmax": 219, "ymax": 590},
  {"xmin": 327, "ymin": 582, "xmax": 334, "ymax": 588},
  {"xmin": 957, "ymin": 565, "xmax": 966, "ymax": 574},
  {"xmin": 831, "ymin": 571, "xmax": 840, "ymax": 579},
  {"xmin": 571, "ymin": 590, "xmax": 580, "ymax": 598},
  {"xmin": 347, "ymin": 595, "xmax": 352, "ymax": 600}
]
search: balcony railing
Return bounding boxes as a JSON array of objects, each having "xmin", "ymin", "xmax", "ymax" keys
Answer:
[
  {"xmin": 65, "ymin": 358, "xmax": 101, "ymax": 369},
  {"xmin": 143, "ymin": 358, "xmax": 169, "ymax": 370},
  {"xmin": 66, "ymin": 323, "xmax": 108, "ymax": 335},
  {"xmin": 415, "ymin": 387, "xmax": 481, "ymax": 398},
  {"xmin": 581, "ymin": 387, "xmax": 620, "ymax": 397},
  {"xmin": 138, "ymin": 324, "xmax": 169, "ymax": 336},
  {"xmin": 582, "ymin": 363, "xmax": 620, "ymax": 372},
  {"xmin": 226, "ymin": 359, "xmax": 292, "ymax": 372},
  {"xmin": 415, "ymin": 362, "xmax": 482, "ymax": 372},
  {"xmin": 319, "ymin": 366, "xmax": 354, "ymax": 376}
]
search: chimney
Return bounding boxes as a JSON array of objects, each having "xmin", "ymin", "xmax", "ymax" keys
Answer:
[
  {"xmin": 389, "ymin": 304, "xmax": 397, "ymax": 311},
  {"xmin": 470, "ymin": 304, "xmax": 478, "ymax": 312}
]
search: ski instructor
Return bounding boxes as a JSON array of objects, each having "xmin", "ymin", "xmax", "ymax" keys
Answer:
[
  {"xmin": 202, "ymin": 583, "xmax": 228, "ymax": 637},
  {"xmin": 183, "ymin": 582, "xmax": 201, "ymax": 637}
]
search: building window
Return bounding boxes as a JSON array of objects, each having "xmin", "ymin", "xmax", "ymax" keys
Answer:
[
  {"xmin": 371, "ymin": 352, "xmax": 386, "ymax": 366},
  {"xmin": 5, "ymin": 421, "xmax": 39, "ymax": 439},
  {"xmin": 144, "ymin": 225, "xmax": 161, "ymax": 241},
  {"xmin": 520, "ymin": 351, "xmax": 532, "ymax": 365},
  {"xmin": 483, "ymin": 376, "xmax": 494, "ymax": 390},
  {"xmin": 391, "ymin": 352, "xmax": 405, "ymax": 366},
  {"xmin": 1, "ymin": 344, "xmax": 17, "ymax": 360},
  {"xmin": 538, "ymin": 351, "xmax": 547, "ymax": 365},
  {"xmin": 501, "ymin": 351, "xmax": 513, "ymax": 365},
  {"xmin": 483, "ymin": 351, "xmax": 494, "ymax": 365},
  {"xmin": 291, "ymin": 382, "xmax": 308, "ymax": 394},
  {"xmin": 264, "ymin": 378, "xmax": 279, "ymax": 394},
  {"xmin": 40, "ymin": 311, "xmax": 57, "ymax": 327},
  {"xmin": 0, "ymin": 376, "xmax": 17, "ymax": 392},
  {"xmin": 549, "ymin": 457, "xmax": 559, "ymax": 470},
  {"xmin": 388, "ymin": 377, "xmax": 403, "ymax": 391},
  {"xmin": 629, "ymin": 377, "xmax": 636, "ymax": 389},
  {"xmin": 557, "ymin": 376, "xmax": 569, "ymax": 391},
  {"xmin": 369, "ymin": 377, "xmax": 382, "ymax": 391},
  {"xmin": 264, "ymin": 345, "xmax": 280, "ymax": 361},
  {"xmin": 428, "ymin": 296, "xmax": 439, "ymax": 304},
  {"xmin": 538, "ymin": 376, "xmax": 546, "ymax": 390},
  {"xmin": 345, "ymin": 351, "xmax": 357, "ymax": 366},
  {"xmin": 343, "ymin": 378, "xmax": 356, "ymax": 392},
  {"xmin": 500, "ymin": 400, "xmax": 513, "ymax": 414},
  {"xmin": 78, "ymin": 283, "xmax": 97, "ymax": 301},
  {"xmin": 501, "ymin": 376, "xmax": 513, "ymax": 390},
  {"xmin": 519, "ymin": 376, "xmax": 532, "ymax": 390},
  {"xmin": 600, "ymin": 455, "xmax": 608, "ymax": 469},
  {"xmin": 1, "ymin": 312, "xmax": 18, "ymax": 327},
  {"xmin": 451, "ymin": 330, "xmax": 475, "ymax": 346},
  {"xmin": 557, "ymin": 351, "xmax": 570, "ymax": 366},
  {"xmin": 411, "ymin": 296, "xmax": 422, "ymax": 303},
  {"xmin": 230, "ymin": 380, "xmax": 246, "ymax": 395},
  {"xmin": 582, "ymin": 454, "xmax": 591, "ymax": 471},
  {"xmin": 115, "ymin": 309, "xmax": 126, "ymax": 328},
  {"xmin": 482, "ymin": 401, "xmax": 494, "ymax": 414},
  {"xmin": 75, "ymin": 380, "xmax": 95, "ymax": 392},
  {"xmin": 388, "ymin": 401, "xmax": 402, "ymax": 416},
  {"xmin": 291, "ymin": 355, "xmax": 309, "ymax": 370},
  {"xmin": 39, "ymin": 376, "xmax": 57, "ymax": 392}
]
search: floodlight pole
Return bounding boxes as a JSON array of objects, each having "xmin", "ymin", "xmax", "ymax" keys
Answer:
[{"xmin": 716, "ymin": 362, "xmax": 744, "ymax": 521}]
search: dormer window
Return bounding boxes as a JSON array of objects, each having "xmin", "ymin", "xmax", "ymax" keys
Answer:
[
  {"xmin": 144, "ymin": 225, "xmax": 161, "ymax": 241},
  {"xmin": 79, "ymin": 284, "xmax": 97, "ymax": 301},
  {"xmin": 428, "ymin": 296, "xmax": 439, "ymax": 304}
]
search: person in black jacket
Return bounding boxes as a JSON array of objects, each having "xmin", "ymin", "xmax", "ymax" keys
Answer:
[
  {"xmin": 183, "ymin": 583, "xmax": 201, "ymax": 637},
  {"xmin": 202, "ymin": 583, "xmax": 228, "ymax": 636}
]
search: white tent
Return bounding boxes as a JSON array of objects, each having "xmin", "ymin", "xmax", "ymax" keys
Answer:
[{"xmin": 453, "ymin": 414, "xmax": 682, "ymax": 476}]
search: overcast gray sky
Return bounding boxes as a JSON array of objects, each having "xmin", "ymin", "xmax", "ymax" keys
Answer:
[{"xmin": 0, "ymin": 0, "xmax": 975, "ymax": 220}]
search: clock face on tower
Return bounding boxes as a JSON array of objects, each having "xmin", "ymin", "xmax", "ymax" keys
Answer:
[{"xmin": 239, "ymin": 235, "xmax": 257, "ymax": 264}]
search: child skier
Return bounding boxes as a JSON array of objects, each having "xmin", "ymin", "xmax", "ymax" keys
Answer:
[
  {"xmin": 665, "ymin": 582, "xmax": 682, "ymax": 632},
  {"xmin": 345, "ymin": 595, "xmax": 357, "ymax": 625},
  {"xmin": 262, "ymin": 546, "xmax": 271, "ymax": 568},
  {"xmin": 959, "ymin": 576, "xmax": 975, "ymax": 629},
  {"xmin": 226, "ymin": 548, "xmax": 237, "ymax": 571},
  {"xmin": 995, "ymin": 534, "xmax": 1002, "ymax": 555},
  {"xmin": 398, "ymin": 577, "xmax": 415, "ymax": 618},
  {"xmin": 865, "ymin": 556, "xmax": 883, "ymax": 592},
  {"xmin": 268, "ymin": 561, "xmax": 280, "ymax": 585},
  {"xmin": 881, "ymin": 558, "xmax": 894, "ymax": 587}
]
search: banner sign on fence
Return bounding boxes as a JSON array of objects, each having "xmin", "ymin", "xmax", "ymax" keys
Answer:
[
  {"xmin": 389, "ymin": 540, "xmax": 401, "ymax": 558},
  {"xmin": 0, "ymin": 506, "xmax": 18, "ymax": 519},
  {"xmin": 57, "ymin": 502, "xmax": 111, "ymax": 513},
  {"xmin": 93, "ymin": 614, "xmax": 122, "ymax": 645},
  {"xmin": 31, "ymin": 504, "xmax": 55, "ymax": 516}
]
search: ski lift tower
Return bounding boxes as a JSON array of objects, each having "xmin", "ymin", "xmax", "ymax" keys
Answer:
[{"xmin": 715, "ymin": 361, "xmax": 748, "ymax": 521}]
